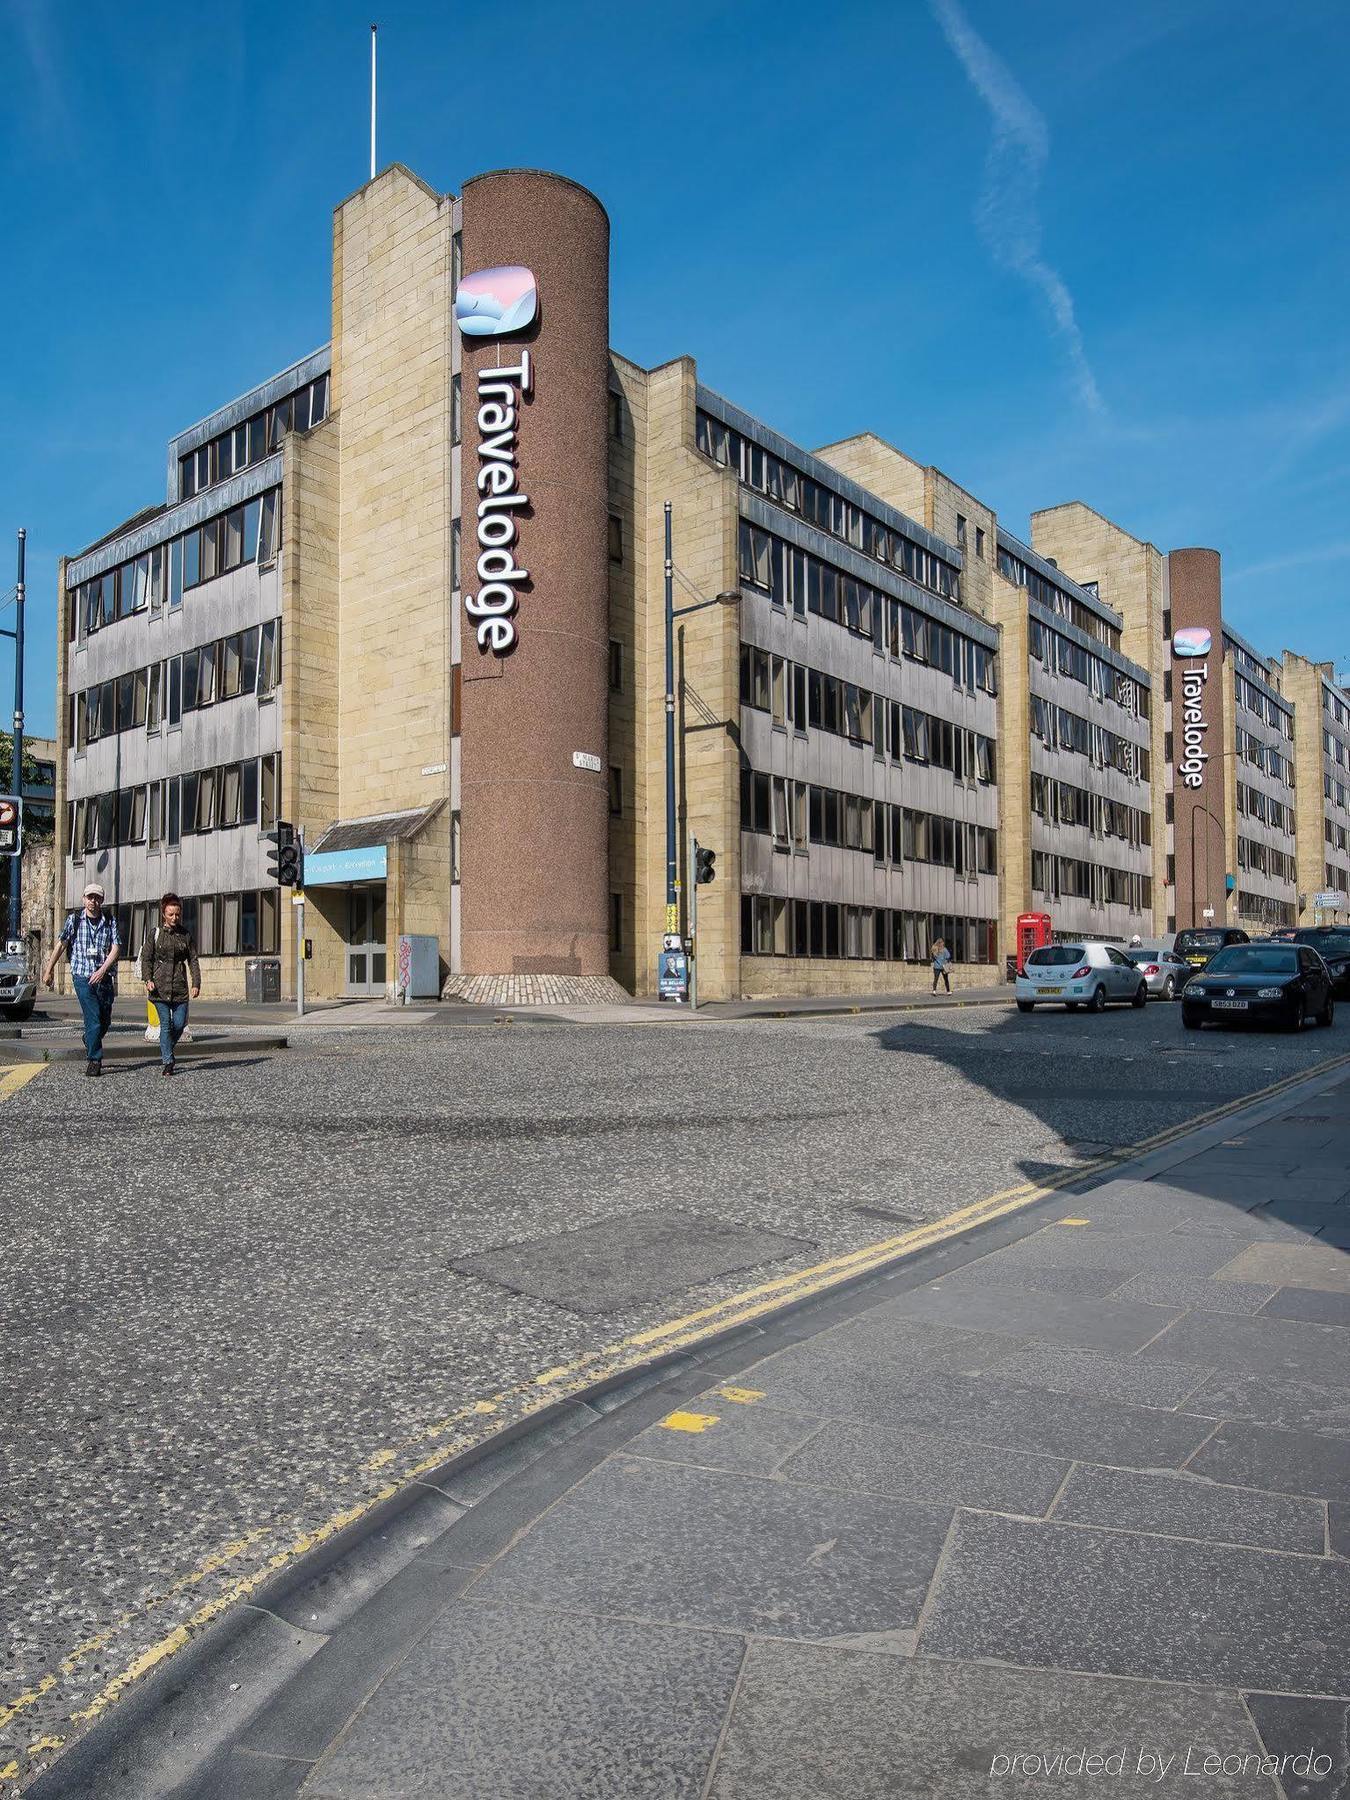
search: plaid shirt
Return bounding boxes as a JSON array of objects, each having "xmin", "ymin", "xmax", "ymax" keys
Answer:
[{"xmin": 60, "ymin": 910, "xmax": 121, "ymax": 984}]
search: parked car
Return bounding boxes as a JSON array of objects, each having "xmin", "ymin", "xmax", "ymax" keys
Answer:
[
  {"xmin": 1124, "ymin": 946, "xmax": 1191, "ymax": 1000},
  {"xmin": 1016, "ymin": 943, "xmax": 1149, "ymax": 1013},
  {"xmin": 1181, "ymin": 942, "xmax": 1335, "ymax": 1032},
  {"xmin": 1268, "ymin": 928, "xmax": 1350, "ymax": 997},
  {"xmin": 0, "ymin": 940, "xmax": 36, "ymax": 1022},
  {"xmin": 1172, "ymin": 927, "xmax": 1250, "ymax": 984}
]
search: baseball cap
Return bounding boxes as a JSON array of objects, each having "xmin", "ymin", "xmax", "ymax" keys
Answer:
[{"xmin": 82, "ymin": 882, "xmax": 106, "ymax": 900}]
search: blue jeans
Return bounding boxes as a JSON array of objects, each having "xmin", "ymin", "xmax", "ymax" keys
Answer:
[
  {"xmin": 152, "ymin": 997, "xmax": 189, "ymax": 1066},
  {"xmin": 73, "ymin": 975, "xmax": 115, "ymax": 1062}
]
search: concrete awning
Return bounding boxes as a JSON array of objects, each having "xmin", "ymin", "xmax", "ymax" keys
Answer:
[{"xmin": 305, "ymin": 803, "xmax": 444, "ymax": 886}]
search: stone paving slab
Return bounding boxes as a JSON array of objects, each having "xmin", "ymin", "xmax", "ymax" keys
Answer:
[
  {"xmin": 1050, "ymin": 1464, "xmax": 1327, "ymax": 1553},
  {"xmin": 776, "ymin": 1418, "xmax": 1070, "ymax": 1515},
  {"xmin": 1187, "ymin": 1419, "xmax": 1350, "ymax": 1501},
  {"xmin": 1182, "ymin": 1368, "xmax": 1350, "ymax": 1435},
  {"xmin": 1213, "ymin": 1241, "xmax": 1350, "ymax": 1293},
  {"xmin": 1241, "ymin": 1692, "xmax": 1350, "ymax": 1800},
  {"xmin": 876, "ymin": 1281, "xmax": 1183, "ymax": 1352},
  {"xmin": 307, "ymin": 1602, "xmax": 744, "ymax": 1799},
  {"xmin": 975, "ymin": 1343, "xmax": 1211, "ymax": 1410},
  {"xmin": 706, "ymin": 1644, "xmax": 1278, "ymax": 1798},
  {"xmin": 626, "ymin": 1399, "xmax": 822, "ymax": 1476},
  {"xmin": 1138, "ymin": 1311, "xmax": 1350, "ymax": 1386},
  {"xmin": 918, "ymin": 1512, "xmax": 1350, "ymax": 1693},
  {"xmin": 1108, "ymin": 1271, "xmax": 1279, "ymax": 1314},
  {"xmin": 1262, "ymin": 1286, "xmax": 1350, "ymax": 1326}
]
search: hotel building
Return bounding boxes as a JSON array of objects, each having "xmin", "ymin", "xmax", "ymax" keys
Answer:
[
  {"xmin": 53, "ymin": 161, "xmax": 1341, "ymax": 1003},
  {"xmin": 1280, "ymin": 650, "xmax": 1350, "ymax": 924}
]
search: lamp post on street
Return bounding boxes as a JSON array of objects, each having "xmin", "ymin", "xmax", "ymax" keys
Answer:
[{"xmin": 660, "ymin": 498, "xmax": 738, "ymax": 996}]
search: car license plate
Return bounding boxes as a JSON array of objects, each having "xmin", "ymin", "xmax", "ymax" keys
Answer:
[
  {"xmin": 1188, "ymin": 956, "xmax": 1206, "ymax": 965},
  {"xmin": 1212, "ymin": 998, "xmax": 1248, "ymax": 1010},
  {"xmin": 1039, "ymin": 986, "xmax": 1064, "ymax": 995}
]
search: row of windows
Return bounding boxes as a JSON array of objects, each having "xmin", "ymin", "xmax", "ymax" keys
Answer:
[
  {"xmin": 1233, "ymin": 726, "xmax": 1294, "ymax": 788},
  {"xmin": 69, "ymin": 754, "xmax": 282, "ymax": 856},
  {"xmin": 1325, "ymin": 861, "xmax": 1349, "ymax": 893},
  {"xmin": 738, "ymin": 645, "xmax": 996, "ymax": 781},
  {"xmin": 1028, "ymin": 617, "xmax": 1149, "ymax": 721},
  {"xmin": 1237, "ymin": 837, "xmax": 1296, "ymax": 883},
  {"xmin": 738, "ymin": 522, "xmax": 997, "ymax": 692},
  {"xmin": 1324, "ymin": 773, "xmax": 1349, "ymax": 811},
  {"xmin": 1031, "ymin": 774, "xmax": 1152, "ymax": 847},
  {"xmin": 741, "ymin": 894, "xmax": 997, "ymax": 965},
  {"xmin": 1032, "ymin": 852, "xmax": 1153, "ymax": 912},
  {"xmin": 1236, "ymin": 782, "xmax": 1294, "ymax": 835},
  {"xmin": 179, "ymin": 376, "xmax": 328, "ymax": 499},
  {"xmin": 997, "ymin": 546, "xmax": 1120, "ymax": 650},
  {"xmin": 1326, "ymin": 818, "xmax": 1349, "ymax": 854},
  {"xmin": 1324, "ymin": 687, "xmax": 1350, "ymax": 732},
  {"xmin": 1234, "ymin": 670, "xmax": 1294, "ymax": 738},
  {"xmin": 1325, "ymin": 729, "xmax": 1350, "ymax": 771},
  {"xmin": 740, "ymin": 768, "xmax": 996, "ymax": 874},
  {"xmin": 69, "ymin": 491, "xmax": 282, "ymax": 642},
  {"xmin": 1236, "ymin": 890, "xmax": 1296, "ymax": 928},
  {"xmin": 1031, "ymin": 696, "xmax": 1149, "ymax": 780},
  {"xmin": 101, "ymin": 890, "xmax": 282, "ymax": 961},
  {"xmin": 699, "ymin": 412, "xmax": 962, "ymax": 603},
  {"xmin": 71, "ymin": 621, "xmax": 282, "ymax": 748}
]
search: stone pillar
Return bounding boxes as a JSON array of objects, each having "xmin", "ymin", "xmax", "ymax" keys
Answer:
[
  {"xmin": 1168, "ymin": 548, "xmax": 1228, "ymax": 930},
  {"xmin": 458, "ymin": 170, "xmax": 611, "ymax": 978}
]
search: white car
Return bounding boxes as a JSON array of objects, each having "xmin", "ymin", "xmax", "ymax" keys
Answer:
[{"xmin": 1016, "ymin": 942, "xmax": 1149, "ymax": 1014}]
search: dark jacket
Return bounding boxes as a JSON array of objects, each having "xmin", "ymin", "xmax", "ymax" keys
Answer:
[{"xmin": 139, "ymin": 923, "xmax": 201, "ymax": 1003}]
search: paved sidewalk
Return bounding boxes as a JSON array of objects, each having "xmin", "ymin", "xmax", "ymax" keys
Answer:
[{"xmin": 28, "ymin": 1065, "xmax": 1350, "ymax": 1798}]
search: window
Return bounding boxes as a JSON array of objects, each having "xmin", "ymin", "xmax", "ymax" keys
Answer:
[
  {"xmin": 257, "ymin": 619, "xmax": 280, "ymax": 695},
  {"xmin": 608, "ymin": 514, "xmax": 624, "ymax": 563},
  {"xmin": 258, "ymin": 489, "xmax": 280, "ymax": 563},
  {"xmin": 975, "ymin": 526, "xmax": 985, "ymax": 560},
  {"xmin": 451, "ymin": 810, "xmax": 462, "ymax": 883},
  {"xmin": 609, "ymin": 892, "xmax": 623, "ymax": 952},
  {"xmin": 241, "ymin": 759, "xmax": 258, "ymax": 826},
  {"xmin": 608, "ymin": 639, "xmax": 623, "ymax": 692},
  {"xmin": 956, "ymin": 513, "xmax": 967, "ymax": 548},
  {"xmin": 222, "ymin": 635, "xmax": 242, "ymax": 699},
  {"xmin": 451, "ymin": 519, "xmax": 462, "ymax": 591},
  {"xmin": 451, "ymin": 374, "xmax": 462, "ymax": 448},
  {"xmin": 260, "ymin": 754, "xmax": 277, "ymax": 829},
  {"xmin": 608, "ymin": 765, "xmax": 623, "ymax": 816},
  {"xmin": 220, "ymin": 763, "xmax": 242, "ymax": 827}
]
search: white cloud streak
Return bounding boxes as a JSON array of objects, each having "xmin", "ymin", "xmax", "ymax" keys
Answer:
[
  {"xmin": 1225, "ymin": 540, "xmax": 1350, "ymax": 583},
  {"xmin": 931, "ymin": 0, "xmax": 1104, "ymax": 415}
]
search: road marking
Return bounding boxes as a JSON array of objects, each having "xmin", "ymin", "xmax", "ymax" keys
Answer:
[
  {"xmin": 8, "ymin": 1047, "xmax": 1349, "ymax": 1782},
  {"xmin": 0, "ymin": 1064, "xmax": 47, "ymax": 1103},
  {"xmin": 659, "ymin": 1411, "xmax": 719, "ymax": 1433},
  {"xmin": 1056, "ymin": 1218, "xmax": 1091, "ymax": 1226},
  {"xmin": 718, "ymin": 1387, "xmax": 765, "ymax": 1404}
]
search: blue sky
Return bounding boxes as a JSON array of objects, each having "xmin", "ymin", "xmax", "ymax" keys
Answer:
[{"xmin": 3, "ymin": 0, "xmax": 1347, "ymax": 735}]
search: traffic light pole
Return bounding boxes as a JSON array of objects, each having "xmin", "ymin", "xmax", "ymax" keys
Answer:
[
  {"xmin": 295, "ymin": 829, "xmax": 305, "ymax": 1020},
  {"xmin": 689, "ymin": 829, "xmax": 699, "ymax": 1011}
]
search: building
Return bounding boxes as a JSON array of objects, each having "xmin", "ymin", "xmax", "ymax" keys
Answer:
[
  {"xmin": 1280, "ymin": 650, "xmax": 1350, "ymax": 924},
  {"xmin": 53, "ymin": 160, "xmax": 1342, "ymax": 1002},
  {"xmin": 1030, "ymin": 510, "xmax": 1301, "ymax": 935}
]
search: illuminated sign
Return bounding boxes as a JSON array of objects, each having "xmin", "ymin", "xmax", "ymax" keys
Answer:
[
  {"xmin": 455, "ymin": 265, "xmax": 537, "ymax": 338},
  {"xmin": 1172, "ymin": 626, "xmax": 1212, "ymax": 658},
  {"xmin": 464, "ymin": 350, "xmax": 532, "ymax": 656}
]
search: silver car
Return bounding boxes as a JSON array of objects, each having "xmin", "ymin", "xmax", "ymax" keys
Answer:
[
  {"xmin": 1016, "ymin": 942, "xmax": 1150, "ymax": 1014},
  {"xmin": 1124, "ymin": 946, "xmax": 1190, "ymax": 1001}
]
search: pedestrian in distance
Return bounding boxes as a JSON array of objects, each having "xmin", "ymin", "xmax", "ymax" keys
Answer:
[
  {"xmin": 931, "ymin": 936, "xmax": 953, "ymax": 995},
  {"xmin": 140, "ymin": 892, "xmax": 201, "ymax": 1077},
  {"xmin": 43, "ymin": 881, "xmax": 121, "ymax": 1076}
]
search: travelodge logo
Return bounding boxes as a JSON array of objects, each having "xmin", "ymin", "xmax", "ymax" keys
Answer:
[
  {"xmin": 1173, "ymin": 626, "xmax": 1213, "ymax": 790},
  {"xmin": 1172, "ymin": 626, "xmax": 1212, "ymax": 658},
  {"xmin": 455, "ymin": 265, "xmax": 538, "ymax": 337}
]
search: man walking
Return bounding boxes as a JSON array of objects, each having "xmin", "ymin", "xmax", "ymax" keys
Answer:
[{"xmin": 44, "ymin": 882, "xmax": 121, "ymax": 1076}]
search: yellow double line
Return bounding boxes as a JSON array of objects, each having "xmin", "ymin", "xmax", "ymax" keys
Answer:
[
  {"xmin": 5, "ymin": 1050, "xmax": 1347, "ymax": 1784},
  {"xmin": 0, "ymin": 1064, "xmax": 47, "ymax": 1104}
]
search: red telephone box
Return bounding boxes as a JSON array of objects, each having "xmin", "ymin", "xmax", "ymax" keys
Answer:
[{"xmin": 1016, "ymin": 912, "xmax": 1052, "ymax": 975}]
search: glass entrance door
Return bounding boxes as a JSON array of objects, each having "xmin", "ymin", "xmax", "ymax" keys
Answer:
[{"xmin": 346, "ymin": 888, "xmax": 387, "ymax": 995}]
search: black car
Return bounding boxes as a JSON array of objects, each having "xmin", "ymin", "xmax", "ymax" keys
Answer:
[
  {"xmin": 1172, "ymin": 926, "xmax": 1250, "ymax": 986},
  {"xmin": 1271, "ymin": 928, "xmax": 1350, "ymax": 997},
  {"xmin": 1181, "ymin": 943, "xmax": 1335, "ymax": 1031}
]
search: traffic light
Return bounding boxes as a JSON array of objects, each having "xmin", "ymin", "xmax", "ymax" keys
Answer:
[
  {"xmin": 0, "ymin": 796, "xmax": 20, "ymax": 858},
  {"xmin": 694, "ymin": 842, "xmax": 716, "ymax": 885},
  {"xmin": 266, "ymin": 822, "xmax": 303, "ymax": 888}
]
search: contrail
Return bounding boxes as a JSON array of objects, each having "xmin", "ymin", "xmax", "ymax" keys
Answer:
[{"xmin": 931, "ymin": 0, "xmax": 1105, "ymax": 414}]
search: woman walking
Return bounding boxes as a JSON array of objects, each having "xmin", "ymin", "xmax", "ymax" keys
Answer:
[
  {"xmin": 140, "ymin": 893, "xmax": 201, "ymax": 1076},
  {"xmin": 930, "ymin": 936, "xmax": 953, "ymax": 995}
]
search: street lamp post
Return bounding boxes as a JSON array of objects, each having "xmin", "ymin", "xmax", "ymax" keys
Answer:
[{"xmin": 659, "ymin": 499, "xmax": 739, "ymax": 994}]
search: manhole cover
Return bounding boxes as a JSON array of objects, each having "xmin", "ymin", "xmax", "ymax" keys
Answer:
[{"xmin": 452, "ymin": 1208, "xmax": 812, "ymax": 1315}]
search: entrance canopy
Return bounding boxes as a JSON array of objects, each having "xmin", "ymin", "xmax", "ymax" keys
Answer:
[{"xmin": 305, "ymin": 803, "xmax": 444, "ymax": 887}]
